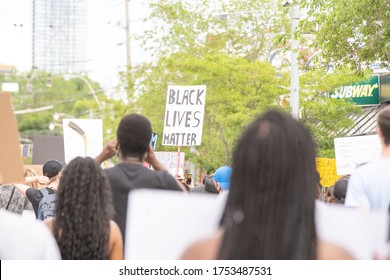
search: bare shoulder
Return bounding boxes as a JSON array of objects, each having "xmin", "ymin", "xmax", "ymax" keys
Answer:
[
  {"xmin": 109, "ymin": 220, "xmax": 123, "ymax": 260},
  {"xmin": 109, "ymin": 220, "xmax": 122, "ymax": 238},
  {"xmin": 44, "ymin": 217, "xmax": 54, "ymax": 231},
  {"xmin": 317, "ymin": 239, "xmax": 354, "ymax": 260},
  {"xmin": 180, "ymin": 229, "xmax": 224, "ymax": 260}
]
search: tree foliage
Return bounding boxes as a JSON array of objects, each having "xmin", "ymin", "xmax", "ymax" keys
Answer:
[
  {"xmin": 1, "ymin": 70, "xmax": 128, "ymax": 144},
  {"xmin": 135, "ymin": 52, "xmax": 285, "ymax": 171},
  {"xmin": 301, "ymin": 0, "xmax": 390, "ymax": 70},
  {"xmin": 123, "ymin": 0, "xmax": 363, "ymax": 172}
]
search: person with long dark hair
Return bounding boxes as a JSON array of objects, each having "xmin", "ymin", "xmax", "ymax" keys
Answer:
[
  {"xmin": 181, "ymin": 110, "xmax": 352, "ymax": 260},
  {"xmin": 45, "ymin": 157, "xmax": 123, "ymax": 260}
]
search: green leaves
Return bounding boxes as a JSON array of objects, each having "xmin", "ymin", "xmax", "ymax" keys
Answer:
[
  {"xmin": 301, "ymin": 0, "xmax": 390, "ymax": 69},
  {"xmin": 127, "ymin": 0, "xmax": 364, "ymax": 171},
  {"xmin": 3, "ymin": 70, "xmax": 123, "ymax": 142}
]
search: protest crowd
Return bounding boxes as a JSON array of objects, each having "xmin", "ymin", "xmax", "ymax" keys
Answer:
[{"xmin": 1, "ymin": 106, "xmax": 390, "ymax": 261}]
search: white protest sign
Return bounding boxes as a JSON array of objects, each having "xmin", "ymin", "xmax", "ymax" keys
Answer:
[
  {"xmin": 125, "ymin": 189, "xmax": 228, "ymax": 260},
  {"xmin": 315, "ymin": 200, "xmax": 389, "ymax": 260},
  {"xmin": 162, "ymin": 85, "xmax": 206, "ymax": 146},
  {"xmin": 154, "ymin": 151, "xmax": 185, "ymax": 176},
  {"xmin": 1, "ymin": 82, "xmax": 19, "ymax": 93},
  {"xmin": 63, "ymin": 119, "xmax": 103, "ymax": 163},
  {"xmin": 334, "ymin": 135, "xmax": 381, "ymax": 175}
]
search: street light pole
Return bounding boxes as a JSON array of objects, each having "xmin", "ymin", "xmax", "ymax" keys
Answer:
[
  {"xmin": 214, "ymin": 4, "xmax": 300, "ymax": 119},
  {"xmin": 290, "ymin": 5, "xmax": 300, "ymax": 119},
  {"xmin": 124, "ymin": 0, "xmax": 132, "ymax": 69},
  {"xmin": 64, "ymin": 74, "xmax": 101, "ymax": 106}
]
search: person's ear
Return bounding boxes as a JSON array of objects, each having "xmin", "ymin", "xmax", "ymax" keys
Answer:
[
  {"xmin": 214, "ymin": 181, "xmax": 221, "ymax": 192},
  {"xmin": 116, "ymin": 144, "xmax": 121, "ymax": 157}
]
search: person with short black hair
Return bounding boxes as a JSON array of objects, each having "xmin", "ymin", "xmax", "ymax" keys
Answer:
[
  {"xmin": 191, "ymin": 174, "xmax": 220, "ymax": 194},
  {"xmin": 331, "ymin": 175, "xmax": 350, "ymax": 204},
  {"xmin": 95, "ymin": 113, "xmax": 185, "ymax": 244}
]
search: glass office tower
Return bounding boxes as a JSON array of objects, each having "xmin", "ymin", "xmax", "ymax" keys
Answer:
[{"xmin": 32, "ymin": 0, "xmax": 87, "ymax": 74}]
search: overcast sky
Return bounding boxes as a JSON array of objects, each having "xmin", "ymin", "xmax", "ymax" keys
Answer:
[{"xmin": 0, "ymin": 0, "xmax": 150, "ymax": 94}]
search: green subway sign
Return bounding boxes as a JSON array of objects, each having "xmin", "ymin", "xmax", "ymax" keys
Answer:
[{"xmin": 329, "ymin": 75, "xmax": 380, "ymax": 106}]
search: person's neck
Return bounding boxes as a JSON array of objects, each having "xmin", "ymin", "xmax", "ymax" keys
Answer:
[
  {"xmin": 121, "ymin": 156, "xmax": 144, "ymax": 165},
  {"xmin": 47, "ymin": 180, "xmax": 58, "ymax": 190},
  {"xmin": 381, "ymin": 144, "xmax": 390, "ymax": 158}
]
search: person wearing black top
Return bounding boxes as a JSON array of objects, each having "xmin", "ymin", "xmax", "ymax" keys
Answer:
[{"xmin": 95, "ymin": 113, "xmax": 185, "ymax": 244}]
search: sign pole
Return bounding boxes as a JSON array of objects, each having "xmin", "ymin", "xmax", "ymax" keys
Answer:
[{"xmin": 176, "ymin": 146, "xmax": 181, "ymax": 178}]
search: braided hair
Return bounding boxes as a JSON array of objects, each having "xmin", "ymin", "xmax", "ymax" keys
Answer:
[
  {"xmin": 53, "ymin": 157, "xmax": 114, "ymax": 259},
  {"xmin": 218, "ymin": 110, "xmax": 317, "ymax": 259}
]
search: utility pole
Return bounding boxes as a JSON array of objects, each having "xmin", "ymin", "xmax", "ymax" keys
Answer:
[
  {"xmin": 124, "ymin": 0, "xmax": 132, "ymax": 68},
  {"xmin": 290, "ymin": 5, "xmax": 300, "ymax": 119}
]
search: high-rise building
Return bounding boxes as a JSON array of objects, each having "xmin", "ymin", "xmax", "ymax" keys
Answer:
[{"xmin": 32, "ymin": 0, "xmax": 87, "ymax": 74}]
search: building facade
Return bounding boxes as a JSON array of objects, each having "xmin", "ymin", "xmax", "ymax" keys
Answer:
[{"xmin": 32, "ymin": 0, "xmax": 87, "ymax": 74}]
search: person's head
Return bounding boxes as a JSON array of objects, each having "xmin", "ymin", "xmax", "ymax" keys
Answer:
[
  {"xmin": 177, "ymin": 168, "xmax": 185, "ymax": 182},
  {"xmin": 42, "ymin": 160, "xmax": 64, "ymax": 184},
  {"xmin": 117, "ymin": 113, "xmax": 152, "ymax": 160},
  {"xmin": 332, "ymin": 176, "xmax": 349, "ymax": 204},
  {"xmin": 204, "ymin": 175, "xmax": 219, "ymax": 194},
  {"xmin": 377, "ymin": 105, "xmax": 390, "ymax": 146},
  {"xmin": 219, "ymin": 110, "xmax": 317, "ymax": 259},
  {"xmin": 54, "ymin": 157, "xmax": 114, "ymax": 260},
  {"xmin": 24, "ymin": 168, "xmax": 39, "ymax": 189},
  {"xmin": 213, "ymin": 166, "xmax": 232, "ymax": 191},
  {"xmin": 185, "ymin": 173, "xmax": 192, "ymax": 186}
]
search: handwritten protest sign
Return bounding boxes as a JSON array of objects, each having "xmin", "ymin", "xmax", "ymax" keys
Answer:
[
  {"xmin": 154, "ymin": 152, "xmax": 185, "ymax": 176},
  {"xmin": 334, "ymin": 135, "xmax": 381, "ymax": 175},
  {"xmin": 162, "ymin": 85, "xmax": 206, "ymax": 146},
  {"xmin": 316, "ymin": 158, "xmax": 341, "ymax": 187}
]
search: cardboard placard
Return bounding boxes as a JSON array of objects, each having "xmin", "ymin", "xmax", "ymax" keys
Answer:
[
  {"xmin": 316, "ymin": 158, "xmax": 342, "ymax": 187},
  {"xmin": 23, "ymin": 165, "xmax": 44, "ymax": 176},
  {"xmin": 0, "ymin": 93, "xmax": 24, "ymax": 184}
]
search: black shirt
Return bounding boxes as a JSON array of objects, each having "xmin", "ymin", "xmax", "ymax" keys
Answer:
[{"xmin": 104, "ymin": 163, "xmax": 183, "ymax": 244}]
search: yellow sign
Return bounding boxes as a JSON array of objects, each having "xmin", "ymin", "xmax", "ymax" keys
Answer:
[{"xmin": 316, "ymin": 158, "xmax": 341, "ymax": 187}]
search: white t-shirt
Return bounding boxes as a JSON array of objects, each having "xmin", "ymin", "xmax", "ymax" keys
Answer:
[
  {"xmin": 345, "ymin": 159, "xmax": 390, "ymax": 212},
  {"xmin": 0, "ymin": 210, "xmax": 61, "ymax": 259}
]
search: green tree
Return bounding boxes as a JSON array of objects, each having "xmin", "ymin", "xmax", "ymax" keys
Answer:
[
  {"xmin": 124, "ymin": 0, "xmax": 362, "ymax": 172},
  {"xmin": 301, "ymin": 0, "xmax": 390, "ymax": 70},
  {"xmin": 1, "ymin": 70, "xmax": 127, "ymax": 144}
]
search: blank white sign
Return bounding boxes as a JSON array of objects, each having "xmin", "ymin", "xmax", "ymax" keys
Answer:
[
  {"xmin": 315, "ymin": 200, "xmax": 389, "ymax": 259},
  {"xmin": 125, "ymin": 189, "xmax": 228, "ymax": 260}
]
